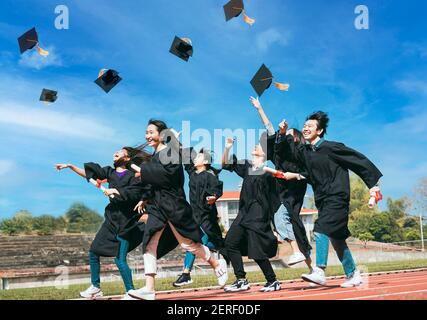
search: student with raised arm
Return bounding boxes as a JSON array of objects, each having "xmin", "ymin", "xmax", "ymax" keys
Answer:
[
  {"xmin": 275, "ymin": 112, "xmax": 383, "ymax": 287},
  {"xmin": 54, "ymin": 146, "xmax": 150, "ymax": 300},
  {"xmin": 127, "ymin": 119, "xmax": 228, "ymax": 300},
  {"xmin": 250, "ymin": 96, "xmax": 313, "ymax": 270},
  {"xmin": 172, "ymin": 145, "xmax": 228, "ymax": 287},
  {"xmin": 221, "ymin": 136, "xmax": 281, "ymax": 293}
]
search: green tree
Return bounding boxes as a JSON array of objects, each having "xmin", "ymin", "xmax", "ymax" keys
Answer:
[
  {"xmin": 0, "ymin": 210, "xmax": 34, "ymax": 235},
  {"xmin": 404, "ymin": 229, "xmax": 420, "ymax": 242},
  {"xmin": 349, "ymin": 175, "xmax": 371, "ymax": 215},
  {"xmin": 359, "ymin": 232, "xmax": 374, "ymax": 247},
  {"xmin": 33, "ymin": 215, "xmax": 67, "ymax": 235},
  {"xmin": 65, "ymin": 202, "xmax": 103, "ymax": 234}
]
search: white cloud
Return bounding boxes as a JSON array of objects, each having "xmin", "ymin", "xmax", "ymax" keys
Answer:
[
  {"xmin": 395, "ymin": 80, "xmax": 427, "ymax": 96},
  {"xmin": 0, "ymin": 160, "xmax": 15, "ymax": 176},
  {"xmin": 255, "ymin": 28, "xmax": 290, "ymax": 53},
  {"xmin": 18, "ymin": 46, "xmax": 62, "ymax": 70},
  {"xmin": 0, "ymin": 103, "xmax": 116, "ymax": 141}
]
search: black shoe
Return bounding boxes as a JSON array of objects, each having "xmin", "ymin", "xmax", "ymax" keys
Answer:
[
  {"xmin": 259, "ymin": 280, "xmax": 281, "ymax": 292},
  {"xmin": 224, "ymin": 279, "xmax": 250, "ymax": 292},
  {"xmin": 172, "ymin": 273, "xmax": 193, "ymax": 287}
]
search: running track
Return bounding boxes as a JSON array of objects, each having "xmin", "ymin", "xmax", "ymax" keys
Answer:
[{"xmin": 99, "ymin": 268, "xmax": 427, "ymax": 300}]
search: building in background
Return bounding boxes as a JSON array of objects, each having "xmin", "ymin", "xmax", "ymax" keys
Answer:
[{"xmin": 216, "ymin": 191, "xmax": 317, "ymax": 242}]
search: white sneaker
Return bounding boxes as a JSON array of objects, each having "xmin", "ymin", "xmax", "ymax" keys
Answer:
[
  {"xmin": 301, "ymin": 267, "xmax": 326, "ymax": 286},
  {"xmin": 287, "ymin": 252, "xmax": 306, "ymax": 266},
  {"xmin": 128, "ymin": 287, "xmax": 156, "ymax": 300},
  {"xmin": 340, "ymin": 269, "xmax": 363, "ymax": 288},
  {"xmin": 79, "ymin": 285, "xmax": 103, "ymax": 299},
  {"xmin": 121, "ymin": 292, "xmax": 139, "ymax": 300},
  {"xmin": 215, "ymin": 259, "xmax": 228, "ymax": 287}
]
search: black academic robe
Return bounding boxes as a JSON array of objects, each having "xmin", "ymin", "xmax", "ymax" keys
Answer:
[
  {"xmin": 276, "ymin": 135, "xmax": 383, "ymax": 239},
  {"xmin": 139, "ymin": 147, "xmax": 202, "ymax": 259},
  {"xmin": 84, "ymin": 163, "xmax": 145, "ymax": 257},
  {"xmin": 182, "ymin": 148, "xmax": 225, "ymax": 252},
  {"xmin": 223, "ymin": 155, "xmax": 281, "ymax": 260},
  {"xmin": 267, "ymin": 134, "xmax": 312, "ymax": 257}
]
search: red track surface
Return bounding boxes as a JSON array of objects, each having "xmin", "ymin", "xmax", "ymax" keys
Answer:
[{"xmin": 152, "ymin": 269, "xmax": 427, "ymax": 300}]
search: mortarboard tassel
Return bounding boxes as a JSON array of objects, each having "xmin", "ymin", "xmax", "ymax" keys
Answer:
[
  {"xmin": 274, "ymin": 82, "xmax": 290, "ymax": 91},
  {"xmin": 36, "ymin": 45, "xmax": 49, "ymax": 57},
  {"xmin": 243, "ymin": 13, "xmax": 255, "ymax": 25}
]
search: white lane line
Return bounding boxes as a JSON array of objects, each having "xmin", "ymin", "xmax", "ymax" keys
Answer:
[{"xmin": 341, "ymin": 289, "xmax": 427, "ymax": 300}]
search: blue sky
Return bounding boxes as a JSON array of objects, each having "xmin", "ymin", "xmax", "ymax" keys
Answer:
[{"xmin": 0, "ymin": 0, "xmax": 426, "ymax": 218}]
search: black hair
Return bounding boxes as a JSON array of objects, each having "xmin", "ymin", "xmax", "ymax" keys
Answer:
[
  {"xmin": 148, "ymin": 119, "xmax": 168, "ymax": 133},
  {"xmin": 123, "ymin": 143, "xmax": 152, "ymax": 166},
  {"xmin": 198, "ymin": 148, "xmax": 213, "ymax": 169},
  {"xmin": 306, "ymin": 111, "xmax": 329, "ymax": 137},
  {"xmin": 291, "ymin": 128, "xmax": 306, "ymax": 145}
]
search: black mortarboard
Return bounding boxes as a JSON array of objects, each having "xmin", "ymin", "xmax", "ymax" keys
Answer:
[
  {"xmin": 223, "ymin": 0, "xmax": 244, "ymax": 21},
  {"xmin": 39, "ymin": 89, "xmax": 58, "ymax": 103},
  {"xmin": 250, "ymin": 64, "xmax": 273, "ymax": 97},
  {"xmin": 18, "ymin": 27, "xmax": 39, "ymax": 54},
  {"xmin": 169, "ymin": 36, "xmax": 193, "ymax": 62},
  {"xmin": 94, "ymin": 69, "xmax": 122, "ymax": 93}
]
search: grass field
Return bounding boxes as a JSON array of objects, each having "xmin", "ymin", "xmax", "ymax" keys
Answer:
[{"xmin": 1, "ymin": 259, "xmax": 427, "ymax": 300}]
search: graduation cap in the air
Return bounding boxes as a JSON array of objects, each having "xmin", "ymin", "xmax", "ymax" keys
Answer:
[
  {"xmin": 17, "ymin": 27, "xmax": 49, "ymax": 57},
  {"xmin": 94, "ymin": 69, "xmax": 122, "ymax": 93},
  {"xmin": 39, "ymin": 89, "xmax": 58, "ymax": 104},
  {"xmin": 223, "ymin": 0, "xmax": 255, "ymax": 25},
  {"xmin": 250, "ymin": 64, "xmax": 289, "ymax": 97},
  {"xmin": 169, "ymin": 36, "xmax": 193, "ymax": 62}
]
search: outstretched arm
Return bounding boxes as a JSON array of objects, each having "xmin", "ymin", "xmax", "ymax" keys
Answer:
[
  {"xmin": 222, "ymin": 137, "xmax": 234, "ymax": 168},
  {"xmin": 250, "ymin": 96, "xmax": 275, "ymax": 136},
  {"xmin": 54, "ymin": 164, "xmax": 86, "ymax": 178}
]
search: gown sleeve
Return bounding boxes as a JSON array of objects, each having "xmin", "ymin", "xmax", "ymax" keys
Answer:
[
  {"xmin": 84, "ymin": 162, "xmax": 113, "ymax": 182},
  {"xmin": 328, "ymin": 143, "xmax": 383, "ymax": 189},
  {"xmin": 181, "ymin": 147, "xmax": 196, "ymax": 174},
  {"xmin": 222, "ymin": 154, "xmax": 250, "ymax": 179},
  {"xmin": 205, "ymin": 172, "xmax": 224, "ymax": 199},
  {"xmin": 139, "ymin": 161, "xmax": 183, "ymax": 188},
  {"xmin": 113, "ymin": 176, "xmax": 143, "ymax": 205}
]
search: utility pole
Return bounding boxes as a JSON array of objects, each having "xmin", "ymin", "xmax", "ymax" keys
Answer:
[{"xmin": 420, "ymin": 214, "xmax": 425, "ymax": 252}]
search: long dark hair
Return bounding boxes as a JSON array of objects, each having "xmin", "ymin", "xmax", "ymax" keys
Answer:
[
  {"xmin": 291, "ymin": 128, "xmax": 306, "ymax": 145},
  {"xmin": 123, "ymin": 143, "xmax": 152, "ymax": 166}
]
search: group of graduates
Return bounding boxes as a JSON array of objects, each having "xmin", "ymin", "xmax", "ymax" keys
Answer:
[{"xmin": 55, "ymin": 97, "xmax": 383, "ymax": 300}]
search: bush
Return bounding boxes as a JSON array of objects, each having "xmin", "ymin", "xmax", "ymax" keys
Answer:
[
  {"xmin": 65, "ymin": 203, "xmax": 103, "ymax": 234},
  {"xmin": 0, "ymin": 210, "xmax": 34, "ymax": 236}
]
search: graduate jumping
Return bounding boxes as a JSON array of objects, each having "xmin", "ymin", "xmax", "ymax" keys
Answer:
[
  {"xmin": 54, "ymin": 146, "xmax": 150, "ymax": 300},
  {"xmin": 274, "ymin": 111, "xmax": 383, "ymax": 287},
  {"xmin": 221, "ymin": 136, "xmax": 282, "ymax": 293},
  {"xmin": 128, "ymin": 119, "xmax": 228, "ymax": 300}
]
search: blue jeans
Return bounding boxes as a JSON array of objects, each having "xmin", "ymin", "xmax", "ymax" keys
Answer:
[
  {"xmin": 183, "ymin": 228, "xmax": 215, "ymax": 272},
  {"xmin": 89, "ymin": 235, "xmax": 134, "ymax": 291},
  {"xmin": 315, "ymin": 232, "xmax": 356, "ymax": 277},
  {"xmin": 274, "ymin": 205, "xmax": 295, "ymax": 241}
]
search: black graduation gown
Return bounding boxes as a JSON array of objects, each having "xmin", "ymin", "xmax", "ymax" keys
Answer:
[
  {"xmin": 267, "ymin": 134, "xmax": 312, "ymax": 257},
  {"xmin": 223, "ymin": 155, "xmax": 281, "ymax": 260},
  {"xmin": 84, "ymin": 163, "xmax": 145, "ymax": 257},
  {"xmin": 276, "ymin": 135, "xmax": 383, "ymax": 239},
  {"xmin": 182, "ymin": 148, "xmax": 225, "ymax": 252},
  {"xmin": 139, "ymin": 147, "xmax": 202, "ymax": 259}
]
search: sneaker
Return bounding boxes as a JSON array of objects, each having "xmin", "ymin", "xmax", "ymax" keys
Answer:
[
  {"xmin": 301, "ymin": 266, "xmax": 326, "ymax": 286},
  {"xmin": 259, "ymin": 280, "xmax": 281, "ymax": 292},
  {"xmin": 79, "ymin": 285, "xmax": 103, "ymax": 299},
  {"xmin": 215, "ymin": 259, "xmax": 228, "ymax": 287},
  {"xmin": 340, "ymin": 269, "xmax": 363, "ymax": 288},
  {"xmin": 287, "ymin": 252, "xmax": 306, "ymax": 266},
  {"xmin": 121, "ymin": 292, "xmax": 139, "ymax": 300},
  {"xmin": 224, "ymin": 279, "xmax": 250, "ymax": 292},
  {"xmin": 173, "ymin": 273, "xmax": 193, "ymax": 287},
  {"xmin": 128, "ymin": 287, "xmax": 156, "ymax": 300}
]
